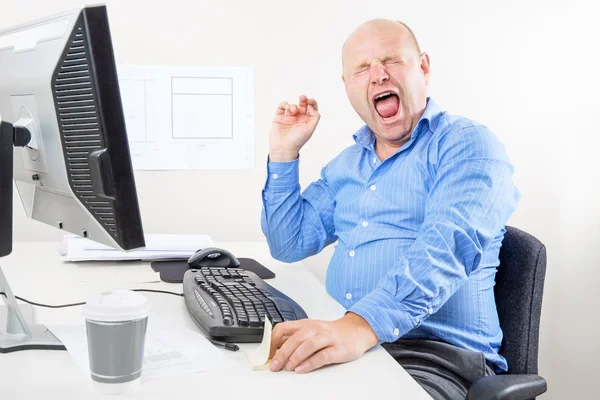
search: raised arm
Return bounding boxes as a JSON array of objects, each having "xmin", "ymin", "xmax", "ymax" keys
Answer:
[{"xmin": 261, "ymin": 96, "xmax": 338, "ymax": 261}]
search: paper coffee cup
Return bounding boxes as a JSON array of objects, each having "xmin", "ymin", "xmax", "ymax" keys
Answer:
[{"xmin": 83, "ymin": 290, "xmax": 150, "ymax": 391}]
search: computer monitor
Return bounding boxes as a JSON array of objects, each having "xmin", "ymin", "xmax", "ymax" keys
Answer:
[{"xmin": 0, "ymin": 5, "xmax": 145, "ymax": 352}]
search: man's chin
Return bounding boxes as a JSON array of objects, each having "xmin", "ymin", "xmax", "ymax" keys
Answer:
[
  {"xmin": 372, "ymin": 120, "xmax": 412, "ymax": 146},
  {"xmin": 373, "ymin": 113, "xmax": 405, "ymax": 133}
]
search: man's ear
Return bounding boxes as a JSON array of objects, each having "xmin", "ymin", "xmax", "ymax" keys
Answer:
[{"xmin": 420, "ymin": 52, "xmax": 431, "ymax": 85}]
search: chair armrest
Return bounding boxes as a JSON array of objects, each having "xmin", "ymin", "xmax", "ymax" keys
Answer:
[{"xmin": 466, "ymin": 374, "xmax": 547, "ymax": 400}]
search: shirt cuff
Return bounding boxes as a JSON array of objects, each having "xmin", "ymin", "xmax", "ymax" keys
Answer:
[
  {"xmin": 348, "ymin": 288, "xmax": 421, "ymax": 343},
  {"xmin": 264, "ymin": 156, "xmax": 300, "ymax": 192}
]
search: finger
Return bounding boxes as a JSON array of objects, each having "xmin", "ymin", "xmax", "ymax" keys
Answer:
[
  {"xmin": 306, "ymin": 104, "xmax": 319, "ymax": 118},
  {"xmin": 285, "ymin": 334, "xmax": 333, "ymax": 371},
  {"xmin": 270, "ymin": 328, "xmax": 315, "ymax": 372},
  {"xmin": 287, "ymin": 104, "xmax": 298, "ymax": 116},
  {"xmin": 307, "ymin": 98, "xmax": 318, "ymax": 111},
  {"xmin": 276, "ymin": 101, "xmax": 290, "ymax": 115},
  {"xmin": 270, "ymin": 321, "xmax": 302, "ymax": 358},
  {"xmin": 306, "ymin": 105, "xmax": 321, "ymax": 133},
  {"xmin": 278, "ymin": 334, "xmax": 292, "ymax": 347},
  {"xmin": 295, "ymin": 346, "xmax": 338, "ymax": 374},
  {"xmin": 297, "ymin": 95, "xmax": 308, "ymax": 114}
]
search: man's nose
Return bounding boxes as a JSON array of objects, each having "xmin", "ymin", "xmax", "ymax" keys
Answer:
[{"xmin": 371, "ymin": 64, "xmax": 389, "ymax": 85}]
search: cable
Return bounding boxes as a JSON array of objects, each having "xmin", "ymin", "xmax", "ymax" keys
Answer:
[
  {"xmin": 0, "ymin": 293, "xmax": 84, "ymax": 309},
  {"xmin": 0, "ymin": 289, "xmax": 183, "ymax": 309},
  {"xmin": 132, "ymin": 289, "xmax": 183, "ymax": 298}
]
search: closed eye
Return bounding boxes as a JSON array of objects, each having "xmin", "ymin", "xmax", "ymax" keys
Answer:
[{"xmin": 384, "ymin": 58, "xmax": 403, "ymax": 65}]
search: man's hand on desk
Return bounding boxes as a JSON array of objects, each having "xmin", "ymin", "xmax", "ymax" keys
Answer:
[{"xmin": 268, "ymin": 312, "xmax": 379, "ymax": 373}]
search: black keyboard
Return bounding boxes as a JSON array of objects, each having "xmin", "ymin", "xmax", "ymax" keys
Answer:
[{"xmin": 183, "ymin": 266, "xmax": 308, "ymax": 342}]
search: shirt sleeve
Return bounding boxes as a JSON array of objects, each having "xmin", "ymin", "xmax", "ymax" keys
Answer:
[
  {"xmin": 261, "ymin": 156, "xmax": 338, "ymax": 262},
  {"xmin": 349, "ymin": 124, "xmax": 520, "ymax": 343}
]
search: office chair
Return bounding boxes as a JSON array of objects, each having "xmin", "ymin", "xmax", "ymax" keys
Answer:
[{"xmin": 467, "ymin": 226, "xmax": 548, "ymax": 400}]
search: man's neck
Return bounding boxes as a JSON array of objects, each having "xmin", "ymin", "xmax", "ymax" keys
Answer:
[{"xmin": 374, "ymin": 139, "xmax": 408, "ymax": 161}]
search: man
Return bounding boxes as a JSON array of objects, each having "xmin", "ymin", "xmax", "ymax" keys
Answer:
[{"xmin": 260, "ymin": 18, "xmax": 519, "ymax": 400}]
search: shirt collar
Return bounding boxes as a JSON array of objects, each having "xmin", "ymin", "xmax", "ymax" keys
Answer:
[{"xmin": 352, "ymin": 97, "xmax": 443, "ymax": 149}]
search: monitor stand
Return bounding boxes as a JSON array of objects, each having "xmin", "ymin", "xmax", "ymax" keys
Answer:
[
  {"xmin": 0, "ymin": 266, "xmax": 65, "ymax": 353},
  {"xmin": 0, "ymin": 120, "xmax": 64, "ymax": 353}
]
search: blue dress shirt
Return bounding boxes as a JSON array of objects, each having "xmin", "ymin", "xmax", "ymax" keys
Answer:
[{"xmin": 260, "ymin": 98, "xmax": 520, "ymax": 372}]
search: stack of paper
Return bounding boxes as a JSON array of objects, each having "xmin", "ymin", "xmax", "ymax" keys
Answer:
[{"xmin": 58, "ymin": 234, "xmax": 214, "ymax": 262}]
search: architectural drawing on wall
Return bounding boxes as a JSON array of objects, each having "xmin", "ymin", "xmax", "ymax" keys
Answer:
[{"xmin": 116, "ymin": 65, "xmax": 254, "ymax": 170}]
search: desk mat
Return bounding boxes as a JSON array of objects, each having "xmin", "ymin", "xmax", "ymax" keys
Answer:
[{"xmin": 150, "ymin": 258, "xmax": 276, "ymax": 283}]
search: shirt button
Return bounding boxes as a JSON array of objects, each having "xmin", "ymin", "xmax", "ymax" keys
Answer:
[
  {"xmin": 369, "ymin": 185, "xmax": 376, "ymax": 191},
  {"xmin": 428, "ymin": 307, "xmax": 434, "ymax": 314},
  {"xmin": 361, "ymin": 221, "xmax": 368, "ymax": 227},
  {"xmin": 272, "ymin": 173, "xmax": 279, "ymax": 180},
  {"xmin": 348, "ymin": 250, "xmax": 355, "ymax": 257},
  {"xmin": 393, "ymin": 328, "xmax": 400, "ymax": 336},
  {"xmin": 372, "ymin": 157, "xmax": 377, "ymax": 163},
  {"xmin": 345, "ymin": 293, "xmax": 352, "ymax": 300}
]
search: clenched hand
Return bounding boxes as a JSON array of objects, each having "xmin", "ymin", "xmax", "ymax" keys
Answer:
[{"xmin": 269, "ymin": 95, "xmax": 320, "ymax": 162}]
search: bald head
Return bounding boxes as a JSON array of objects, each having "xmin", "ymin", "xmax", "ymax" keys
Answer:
[
  {"xmin": 342, "ymin": 19, "xmax": 421, "ymax": 70},
  {"xmin": 340, "ymin": 17, "xmax": 431, "ymax": 152}
]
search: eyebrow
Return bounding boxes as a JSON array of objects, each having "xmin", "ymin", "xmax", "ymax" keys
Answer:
[
  {"xmin": 381, "ymin": 53, "xmax": 403, "ymax": 62},
  {"xmin": 354, "ymin": 53, "xmax": 404, "ymax": 69}
]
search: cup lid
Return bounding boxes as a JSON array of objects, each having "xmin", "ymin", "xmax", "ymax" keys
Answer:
[{"xmin": 84, "ymin": 290, "xmax": 151, "ymax": 322}]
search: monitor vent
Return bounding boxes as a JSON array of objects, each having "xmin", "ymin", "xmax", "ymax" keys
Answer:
[{"xmin": 52, "ymin": 24, "xmax": 118, "ymax": 238}]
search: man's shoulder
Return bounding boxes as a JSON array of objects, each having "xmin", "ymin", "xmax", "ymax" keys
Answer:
[
  {"xmin": 431, "ymin": 111, "xmax": 509, "ymax": 161},
  {"xmin": 314, "ymin": 141, "xmax": 365, "ymax": 183},
  {"xmin": 324, "ymin": 138, "xmax": 365, "ymax": 167},
  {"xmin": 435, "ymin": 111, "xmax": 494, "ymax": 139}
]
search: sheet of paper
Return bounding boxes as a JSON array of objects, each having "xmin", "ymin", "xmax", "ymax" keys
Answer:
[
  {"xmin": 116, "ymin": 64, "xmax": 254, "ymax": 170},
  {"xmin": 60, "ymin": 234, "xmax": 213, "ymax": 262},
  {"xmin": 246, "ymin": 316, "xmax": 273, "ymax": 371},
  {"xmin": 47, "ymin": 317, "xmax": 234, "ymax": 381}
]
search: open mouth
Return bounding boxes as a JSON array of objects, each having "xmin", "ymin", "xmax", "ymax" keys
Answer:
[{"xmin": 373, "ymin": 92, "xmax": 400, "ymax": 120}]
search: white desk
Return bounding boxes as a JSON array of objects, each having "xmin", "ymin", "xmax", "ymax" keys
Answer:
[{"xmin": 0, "ymin": 242, "xmax": 431, "ymax": 400}]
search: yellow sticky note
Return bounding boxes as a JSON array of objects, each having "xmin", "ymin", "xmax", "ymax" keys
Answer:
[{"xmin": 246, "ymin": 316, "xmax": 272, "ymax": 371}]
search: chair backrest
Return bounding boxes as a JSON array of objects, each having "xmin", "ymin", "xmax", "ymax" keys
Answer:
[{"xmin": 495, "ymin": 226, "xmax": 547, "ymax": 375}]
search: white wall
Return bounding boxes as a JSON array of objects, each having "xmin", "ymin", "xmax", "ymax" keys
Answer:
[{"xmin": 2, "ymin": 0, "xmax": 598, "ymax": 398}]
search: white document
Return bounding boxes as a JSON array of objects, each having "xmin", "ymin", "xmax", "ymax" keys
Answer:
[
  {"xmin": 47, "ymin": 318, "xmax": 234, "ymax": 381},
  {"xmin": 59, "ymin": 234, "xmax": 213, "ymax": 262},
  {"xmin": 116, "ymin": 64, "xmax": 254, "ymax": 170}
]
